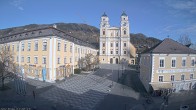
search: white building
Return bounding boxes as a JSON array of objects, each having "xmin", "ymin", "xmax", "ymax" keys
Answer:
[{"xmin": 99, "ymin": 12, "xmax": 136, "ymax": 64}]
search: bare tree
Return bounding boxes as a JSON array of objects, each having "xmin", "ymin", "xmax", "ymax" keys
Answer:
[
  {"xmin": 178, "ymin": 34, "xmax": 191, "ymax": 45},
  {"xmin": 79, "ymin": 53, "xmax": 99, "ymax": 71},
  {"xmin": 0, "ymin": 44, "xmax": 17, "ymax": 89},
  {"xmin": 190, "ymin": 42, "xmax": 196, "ymax": 50}
]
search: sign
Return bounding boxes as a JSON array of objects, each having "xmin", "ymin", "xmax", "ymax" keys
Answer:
[
  {"xmin": 157, "ymin": 68, "xmax": 196, "ymax": 73},
  {"xmin": 29, "ymin": 64, "xmax": 36, "ymax": 67}
]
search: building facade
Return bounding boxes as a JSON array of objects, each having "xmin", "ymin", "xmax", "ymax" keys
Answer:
[
  {"xmin": 140, "ymin": 38, "xmax": 196, "ymax": 93},
  {"xmin": 99, "ymin": 12, "xmax": 136, "ymax": 64},
  {"xmin": 0, "ymin": 25, "xmax": 97, "ymax": 82}
]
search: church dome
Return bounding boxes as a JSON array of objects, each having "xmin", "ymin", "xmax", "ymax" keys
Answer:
[
  {"xmin": 102, "ymin": 12, "xmax": 107, "ymax": 17},
  {"xmin": 121, "ymin": 11, "xmax": 127, "ymax": 16}
]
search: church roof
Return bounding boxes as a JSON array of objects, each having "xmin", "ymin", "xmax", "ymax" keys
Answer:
[
  {"xmin": 121, "ymin": 11, "xmax": 127, "ymax": 16},
  {"xmin": 142, "ymin": 38, "xmax": 196, "ymax": 54},
  {"xmin": 102, "ymin": 12, "xmax": 107, "ymax": 17}
]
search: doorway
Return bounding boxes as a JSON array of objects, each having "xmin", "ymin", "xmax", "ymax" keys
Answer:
[
  {"xmin": 116, "ymin": 58, "xmax": 118, "ymax": 64},
  {"xmin": 110, "ymin": 58, "xmax": 113, "ymax": 64}
]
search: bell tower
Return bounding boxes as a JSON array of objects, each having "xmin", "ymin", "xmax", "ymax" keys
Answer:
[
  {"xmin": 100, "ymin": 12, "xmax": 110, "ymax": 37},
  {"xmin": 120, "ymin": 11, "xmax": 129, "ymax": 37}
]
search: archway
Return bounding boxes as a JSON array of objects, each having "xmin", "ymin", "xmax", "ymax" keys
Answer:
[
  {"xmin": 110, "ymin": 58, "xmax": 113, "ymax": 64},
  {"xmin": 116, "ymin": 58, "xmax": 119, "ymax": 64}
]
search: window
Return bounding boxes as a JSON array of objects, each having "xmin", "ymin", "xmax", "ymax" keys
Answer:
[
  {"xmin": 182, "ymin": 59, "xmax": 186, "ymax": 67},
  {"xmin": 27, "ymin": 42, "xmax": 31, "ymax": 51},
  {"xmin": 103, "ymin": 31, "xmax": 105, "ymax": 35},
  {"xmin": 12, "ymin": 56, "xmax": 14, "ymax": 61},
  {"xmin": 191, "ymin": 59, "xmax": 195, "ymax": 66},
  {"xmin": 124, "ymin": 43, "xmax": 126, "ymax": 47},
  {"xmin": 124, "ymin": 51, "xmax": 126, "ymax": 54},
  {"xmin": 116, "ymin": 51, "xmax": 118, "ymax": 54},
  {"xmin": 159, "ymin": 76, "xmax": 163, "ymax": 82},
  {"xmin": 103, "ymin": 43, "xmax": 105, "ymax": 47},
  {"xmin": 21, "ymin": 56, "xmax": 24, "ymax": 62},
  {"xmin": 171, "ymin": 75, "xmax": 175, "ymax": 81},
  {"xmin": 7, "ymin": 45, "xmax": 10, "ymax": 51},
  {"xmin": 110, "ymin": 51, "xmax": 113, "ymax": 54},
  {"xmin": 64, "ymin": 43, "xmax": 67, "ymax": 52},
  {"xmin": 27, "ymin": 57, "xmax": 30, "ymax": 63},
  {"xmin": 111, "ymin": 32, "xmax": 113, "ymax": 36},
  {"xmin": 21, "ymin": 43, "xmax": 24, "ymax": 51},
  {"xmin": 159, "ymin": 59, "xmax": 164, "ymax": 67},
  {"xmin": 75, "ymin": 57, "xmax": 77, "ymax": 62},
  {"xmin": 102, "ymin": 50, "xmax": 105, "ymax": 54},
  {"xmin": 43, "ymin": 41, "xmax": 47, "ymax": 51},
  {"xmin": 57, "ymin": 42, "xmax": 61, "ymax": 51},
  {"xmin": 171, "ymin": 59, "xmax": 176, "ymax": 68},
  {"xmin": 70, "ymin": 58, "xmax": 72, "ymax": 63},
  {"xmin": 17, "ymin": 44, "xmax": 19, "ymax": 51},
  {"xmin": 17, "ymin": 56, "xmax": 19, "ymax": 62},
  {"xmin": 70, "ymin": 45, "xmax": 72, "ymax": 52},
  {"xmin": 12, "ymin": 45, "xmax": 14, "ymax": 51},
  {"xmin": 42, "ymin": 57, "xmax": 46, "ymax": 64},
  {"xmin": 34, "ymin": 41, "xmax": 38, "ymax": 51},
  {"xmin": 34, "ymin": 57, "xmax": 38, "ymax": 64},
  {"xmin": 64, "ymin": 57, "xmax": 66, "ymax": 64},
  {"xmin": 190, "ymin": 74, "xmax": 194, "ymax": 80},
  {"xmin": 57, "ymin": 57, "xmax": 60, "ymax": 64},
  {"xmin": 111, "ymin": 43, "xmax": 113, "ymax": 47},
  {"xmin": 75, "ymin": 47, "xmax": 77, "ymax": 53},
  {"xmin": 116, "ymin": 43, "xmax": 118, "ymax": 47},
  {"xmin": 181, "ymin": 74, "xmax": 185, "ymax": 81},
  {"xmin": 124, "ymin": 30, "xmax": 126, "ymax": 35}
]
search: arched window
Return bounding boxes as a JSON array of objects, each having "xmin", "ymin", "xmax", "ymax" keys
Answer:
[{"xmin": 124, "ymin": 30, "xmax": 126, "ymax": 35}]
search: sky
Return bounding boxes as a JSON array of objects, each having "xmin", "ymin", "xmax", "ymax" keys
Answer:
[{"xmin": 0, "ymin": 0, "xmax": 196, "ymax": 43}]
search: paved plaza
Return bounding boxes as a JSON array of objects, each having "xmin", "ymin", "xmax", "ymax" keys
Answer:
[{"xmin": 0, "ymin": 64, "xmax": 196, "ymax": 110}]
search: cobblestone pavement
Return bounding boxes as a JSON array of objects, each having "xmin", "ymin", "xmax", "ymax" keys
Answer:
[
  {"xmin": 1, "ymin": 64, "xmax": 195, "ymax": 110},
  {"xmin": 39, "ymin": 74, "xmax": 113, "ymax": 110}
]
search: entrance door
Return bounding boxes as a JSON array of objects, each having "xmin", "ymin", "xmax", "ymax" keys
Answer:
[
  {"xmin": 116, "ymin": 58, "xmax": 118, "ymax": 64},
  {"xmin": 110, "ymin": 58, "xmax": 113, "ymax": 64}
]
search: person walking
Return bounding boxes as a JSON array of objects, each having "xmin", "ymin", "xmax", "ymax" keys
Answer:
[{"xmin": 33, "ymin": 90, "xmax": 35, "ymax": 100}]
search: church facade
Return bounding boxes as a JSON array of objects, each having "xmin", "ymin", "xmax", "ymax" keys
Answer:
[{"xmin": 99, "ymin": 12, "xmax": 136, "ymax": 64}]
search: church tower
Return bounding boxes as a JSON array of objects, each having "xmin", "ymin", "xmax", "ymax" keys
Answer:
[
  {"xmin": 120, "ymin": 11, "xmax": 130, "ymax": 37},
  {"xmin": 100, "ymin": 12, "xmax": 110, "ymax": 37}
]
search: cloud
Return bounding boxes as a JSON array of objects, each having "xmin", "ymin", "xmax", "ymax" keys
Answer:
[
  {"xmin": 164, "ymin": 0, "xmax": 196, "ymax": 14},
  {"xmin": 160, "ymin": 24, "xmax": 196, "ymax": 36},
  {"xmin": 10, "ymin": 0, "xmax": 24, "ymax": 11}
]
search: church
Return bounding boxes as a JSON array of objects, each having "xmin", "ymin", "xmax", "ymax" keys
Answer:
[{"xmin": 99, "ymin": 12, "xmax": 136, "ymax": 64}]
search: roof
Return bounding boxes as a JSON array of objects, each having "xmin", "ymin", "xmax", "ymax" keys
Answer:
[
  {"xmin": 150, "ymin": 83, "xmax": 172, "ymax": 90},
  {"xmin": 142, "ymin": 38, "xmax": 196, "ymax": 54},
  {"xmin": 0, "ymin": 26, "xmax": 97, "ymax": 49},
  {"xmin": 121, "ymin": 11, "xmax": 127, "ymax": 16},
  {"xmin": 102, "ymin": 12, "xmax": 107, "ymax": 17}
]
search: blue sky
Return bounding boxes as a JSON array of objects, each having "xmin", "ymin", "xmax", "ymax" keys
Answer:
[{"xmin": 0, "ymin": 0, "xmax": 196, "ymax": 42}]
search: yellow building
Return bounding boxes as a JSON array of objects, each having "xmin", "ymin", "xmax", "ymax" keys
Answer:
[
  {"xmin": 99, "ymin": 12, "xmax": 136, "ymax": 64},
  {"xmin": 140, "ymin": 38, "xmax": 196, "ymax": 93},
  {"xmin": 0, "ymin": 25, "xmax": 97, "ymax": 82}
]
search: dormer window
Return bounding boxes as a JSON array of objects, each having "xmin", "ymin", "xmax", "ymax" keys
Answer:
[{"xmin": 39, "ymin": 31, "xmax": 42, "ymax": 35}]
